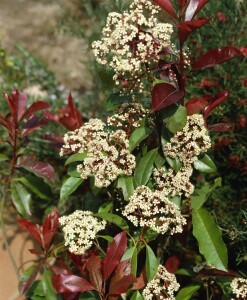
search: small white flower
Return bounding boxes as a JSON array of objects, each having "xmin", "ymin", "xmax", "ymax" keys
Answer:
[{"xmin": 230, "ymin": 277, "xmax": 247, "ymax": 299}]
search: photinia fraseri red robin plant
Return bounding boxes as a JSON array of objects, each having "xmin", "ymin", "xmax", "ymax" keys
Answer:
[{"xmin": 2, "ymin": 1, "xmax": 246, "ymax": 300}]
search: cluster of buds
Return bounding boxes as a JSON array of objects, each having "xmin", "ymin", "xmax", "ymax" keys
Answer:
[
  {"xmin": 92, "ymin": 0, "xmax": 173, "ymax": 92},
  {"xmin": 122, "ymin": 186, "xmax": 186, "ymax": 235}
]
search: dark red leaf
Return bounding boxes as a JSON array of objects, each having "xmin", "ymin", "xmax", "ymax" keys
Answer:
[
  {"xmin": 152, "ymin": 83, "xmax": 184, "ymax": 111},
  {"xmin": 42, "ymin": 208, "xmax": 59, "ymax": 250},
  {"xmin": 68, "ymin": 92, "xmax": 75, "ymax": 119},
  {"xmin": 132, "ymin": 270, "xmax": 146, "ymax": 290},
  {"xmin": 50, "ymin": 265, "xmax": 73, "ymax": 276},
  {"xmin": 86, "ymin": 255, "xmax": 103, "ymax": 292},
  {"xmin": 12, "ymin": 90, "xmax": 28, "ymax": 123},
  {"xmin": 3, "ymin": 92, "xmax": 17, "ymax": 124},
  {"xmin": 192, "ymin": 47, "xmax": 242, "ymax": 70},
  {"xmin": 178, "ymin": 18, "xmax": 210, "ymax": 45},
  {"xmin": 204, "ymin": 90, "xmax": 229, "ymax": 118},
  {"xmin": 185, "ymin": 95, "xmax": 211, "ymax": 115},
  {"xmin": 17, "ymin": 219, "xmax": 42, "ymax": 245},
  {"xmin": 178, "ymin": 0, "xmax": 187, "ymax": 8},
  {"xmin": 22, "ymin": 116, "xmax": 49, "ymax": 136},
  {"xmin": 19, "ymin": 263, "xmax": 43, "ymax": 294},
  {"xmin": 208, "ymin": 123, "xmax": 232, "ymax": 132},
  {"xmin": 153, "ymin": 0, "xmax": 174, "ymax": 17},
  {"xmin": 52, "ymin": 274, "xmax": 95, "ymax": 293},
  {"xmin": 185, "ymin": 0, "xmax": 209, "ymax": 21},
  {"xmin": 28, "ymin": 249, "xmax": 42, "ymax": 255},
  {"xmin": 18, "ymin": 155, "xmax": 55, "ymax": 183},
  {"xmin": 43, "ymin": 110, "xmax": 60, "ymax": 123},
  {"xmin": 109, "ymin": 259, "xmax": 136, "ymax": 295},
  {"xmin": 20, "ymin": 101, "xmax": 51, "ymax": 122},
  {"xmin": 165, "ymin": 256, "xmax": 180, "ymax": 273},
  {"xmin": 103, "ymin": 231, "xmax": 127, "ymax": 281}
]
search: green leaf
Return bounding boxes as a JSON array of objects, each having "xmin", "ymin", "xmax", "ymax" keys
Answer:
[
  {"xmin": 17, "ymin": 176, "xmax": 51, "ymax": 200},
  {"xmin": 134, "ymin": 149, "xmax": 158, "ymax": 186},
  {"xmin": 121, "ymin": 246, "xmax": 138, "ymax": 276},
  {"xmin": 65, "ymin": 152, "xmax": 87, "ymax": 166},
  {"xmin": 98, "ymin": 202, "xmax": 113, "ymax": 213},
  {"xmin": 175, "ymin": 268, "xmax": 195, "ymax": 277},
  {"xmin": 78, "ymin": 291, "xmax": 101, "ymax": 300},
  {"xmin": 67, "ymin": 163, "xmax": 81, "ymax": 177},
  {"xmin": 11, "ymin": 183, "xmax": 32, "ymax": 218},
  {"xmin": 41, "ymin": 269, "xmax": 58, "ymax": 300},
  {"xmin": 176, "ymin": 285, "xmax": 201, "ymax": 300},
  {"xmin": 154, "ymin": 154, "xmax": 166, "ymax": 169},
  {"xmin": 130, "ymin": 291, "xmax": 144, "ymax": 300},
  {"xmin": 129, "ymin": 127, "xmax": 152, "ymax": 152},
  {"xmin": 121, "ymin": 247, "xmax": 136, "ymax": 261},
  {"xmin": 145, "ymin": 245, "xmax": 158, "ymax": 281},
  {"xmin": 166, "ymin": 157, "xmax": 182, "ymax": 172},
  {"xmin": 170, "ymin": 196, "xmax": 181, "ymax": 207},
  {"xmin": 194, "ymin": 154, "xmax": 217, "ymax": 173},
  {"xmin": 97, "ymin": 235, "xmax": 113, "ymax": 243},
  {"xmin": 0, "ymin": 153, "xmax": 9, "ymax": 162},
  {"xmin": 163, "ymin": 105, "xmax": 187, "ymax": 133},
  {"xmin": 192, "ymin": 208, "xmax": 228, "ymax": 271},
  {"xmin": 191, "ymin": 184, "xmax": 211, "ymax": 209},
  {"xmin": 60, "ymin": 177, "xmax": 83, "ymax": 198},
  {"xmin": 117, "ymin": 176, "xmax": 135, "ymax": 200},
  {"xmin": 95, "ymin": 212, "xmax": 129, "ymax": 231}
]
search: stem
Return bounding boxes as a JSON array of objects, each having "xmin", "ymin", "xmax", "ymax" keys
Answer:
[
  {"xmin": 179, "ymin": 45, "xmax": 185, "ymax": 105},
  {"xmin": 0, "ymin": 186, "xmax": 19, "ymax": 279}
]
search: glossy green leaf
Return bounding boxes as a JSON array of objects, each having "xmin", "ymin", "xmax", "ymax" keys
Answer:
[
  {"xmin": 194, "ymin": 154, "xmax": 217, "ymax": 173},
  {"xmin": 97, "ymin": 235, "xmax": 113, "ymax": 243},
  {"xmin": 98, "ymin": 202, "xmax": 113, "ymax": 213},
  {"xmin": 191, "ymin": 184, "xmax": 211, "ymax": 209},
  {"xmin": 17, "ymin": 176, "xmax": 51, "ymax": 200},
  {"xmin": 166, "ymin": 157, "xmax": 182, "ymax": 172},
  {"xmin": 121, "ymin": 246, "xmax": 138, "ymax": 276},
  {"xmin": 117, "ymin": 176, "xmax": 135, "ymax": 200},
  {"xmin": 176, "ymin": 284, "xmax": 201, "ymax": 300},
  {"xmin": 129, "ymin": 127, "xmax": 152, "ymax": 152},
  {"xmin": 145, "ymin": 245, "xmax": 158, "ymax": 281},
  {"xmin": 134, "ymin": 149, "xmax": 158, "ymax": 186},
  {"xmin": 175, "ymin": 268, "xmax": 195, "ymax": 276},
  {"xmin": 163, "ymin": 105, "xmax": 187, "ymax": 133},
  {"xmin": 78, "ymin": 291, "xmax": 101, "ymax": 300},
  {"xmin": 95, "ymin": 212, "xmax": 129, "ymax": 231},
  {"xmin": 130, "ymin": 291, "xmax": 144, "ymax": 300},
  {"xmin": 60, "ymin": 177, "xmax": 83, "ymax": 198},
  {"xmin": 65, "ymin": 152, "xmax": 87, "ymax": 166},
  {"xmin": 67, "ymin": 163, "xmax": 81, "ymax": 177},
  {"xmin": 11, "ymin": 183, "xmax": 32, "ymax": 218},
  {"xmin": 192, "ymin": 208, "xmax": 228, "ymax": 271},
  {"xmin": 121, "ymin": 247, "xmax": 136, "ymax": 261},
  {"xmin": 154, "ymin": 154, "xmax": 166, "ymax": 169},
  {"xmin": 0, "ymin": 153, "xmax": 9, "ymax": 162}
]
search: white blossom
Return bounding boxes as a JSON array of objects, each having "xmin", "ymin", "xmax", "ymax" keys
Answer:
[
  {"xmin": 230, "ymin": 277, "xmax": 247, "ymax": 299},
  {"xmin": 59, "ymin": 210, "xmax": 106, "ymax": 255}
]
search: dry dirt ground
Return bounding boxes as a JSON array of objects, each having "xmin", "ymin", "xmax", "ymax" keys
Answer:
[
  {"xmin": 0, "ymin": 1, "xmax": 92, "ymax": 299},
  {"xmin": 0, "ymin": 0, "xmax": 92, "ymax": 90}
]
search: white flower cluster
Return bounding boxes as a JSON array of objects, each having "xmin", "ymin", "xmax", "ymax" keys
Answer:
[
  {"xmin": 107, "ymin": 103, "xmax": 150, "ymax": 129},
  {"xmin": 60, "ymin": 119, "xmax": 136, "ymax": 188},
  {"xmin": 142, "ymin": 265, "xmax": 180, "ymax": 300},
  {"xmin": 59, "ymin": 210, "xmax": 106, "ymax": 255},
  {"xmin": 92, "ymin": 0, "xmax": 173, "ymax": 89},
  {"xmin": 230, "ymin": 277, "xmax": 247, "ymax": 299},
  {"xmin": 154, "ymin": 114, "xmax": 211, "ymax": 198},
  {"xmin": 122, "ymin": 186, "xmax": 186, "ymax": 235}
]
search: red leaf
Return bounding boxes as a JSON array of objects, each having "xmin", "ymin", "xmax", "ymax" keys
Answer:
[
  {"xmin": 52, "ymin": 274, "xmax": 95, "ymax": 293},
  {"xmin": 109, "ymin": 259, "xmax": 136, "ymax": 295},
  {"xmin": 20, "ymin": 101, "xmax": 51, "ymax": 122},
  {"xmin": 43, "ymin": 110, "xmax": 60, "ymax": 123},
  {"xmin": 42, "ymin": 208, "xmax": 59, "ymax": 250},
  {"xmin": 204, "ymin": 90, "xmax": 229, "ymax": 118},
  {"xmin": 3, "ymin": 92, "xmax": 17, "ymax": 124},
  {"xmin": 178, "ymin": 18, "xmax": 210, "ymax": 45},
  {"xmin": 178, "ymin": 0, "xmax": 187, "ymax": 8},
  {"xmin": 153, "ymin": 0, "xmax": 174, "ymax": 17},
  {"xmin": 11, "ymin": 89, "xmax": 28, "ymax": 123},
  {"xmin": 85, "ymin": 255, "xmax": 103, "ymax": 292},
  {"xmin": 103, "ymin": 231, "xmax": 127, "ymax": 281},
  {"xmin": 22, "ymin": 116, "xmax": 49, "ymax": 136},
  {"xmin": 28, "ymin": 249, "xmax": 42, "ymax": 255},
  {"xmin": 152, "ymin": 83, "xmax": 184, "ymax": 111},
  {"xmin": 17, "ymin": 219, "xmax": 42, "ymax": 245},
  {"xmin": 18, "ymin": 155, "xmax": 55, "ymax": 183},
  {"xmin": 185, "ymin": 0, "xmax": 209, "ymax": 21},
  {"xmin": 132, "ymin": 270, "xmax": 146, "ymax": 290},
  {"xmin": 165, "ymin": 256, "xmax": 180, "ymax": 273},
  {"xmin": 192, "ymin": 47, "xmax": 242, "ymax": 70},
  {"xmin": 185, "ymin": 95, "xmax": 211, "ymax": 115},
  {"xmin": 208, "ymin": 123, "xmax": 232, "ymax": 132}
]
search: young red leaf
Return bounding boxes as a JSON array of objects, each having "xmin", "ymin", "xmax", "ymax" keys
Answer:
[
  {"xmin": 103, "ymin": 231, "xmax": 127, "ymax": 281},
  {"xmin": 204, "ymin": 90, "xmax": 229, "ymax": 118},
  {"xmin": 3, "ymin": 92, "xmax": 17, "ymax": 124},
  {"xmin": 208, "ymin": 123, "xmax": 232, "ymax": 132},
  {"xmin": 178, "ymin": 0, "xmax": 187, "ymax": 8},
  {"xmin": 185, "ymin": 95, "xmax": 211, "ymax": 115},
  {"xmin": 17, "ymin": 219, "xmax": 42, "ymax": 245},
  {"xmin": 85, "ymin": 254, "xmax": 103, "ymax": 292},
  {"xmin": 42, "ymin": 208, "xmax": 59, "ymax": 250},
  {"xmin": 185, "ymin": 0, "xmax": 209, "ymax": 21},
  {"xmin": 192, "ymin": 47, "xmax": 242, "ymax": 70},
  {"xmin": 22, "ymin": 116, "xmax": 49, "ymax": 136},
  {"xmin": 43, "ymin": 110, "xmax": 60, "ymax": 123},
  {"xmin": 178, "ymin": 18, "xmax": 210, "ymax": 45},
  {"xmin": 152, "ymin": 83, "xmax": 184, "ymax": 111},
  {"xmin": 132, "ymin": 270, "xmax": 146, "ymax": 290},
  {"xmin": 153, "ymin": 0, "xmax": 174, "ymax": 17},
  {"xmin": 165, "ymin": 256, "xmax": 180, "ymax": 273},
  {"xmin": 11, "ymin": 89, "xmax": 28, "ymax": 123},
  {"xmin": 52, "ymin": 274, "xmax": 95, "ymax": 293},
  {"xmin": 109, "ymin": 259, "xmax": 136, "ymax": 295},
  {"xmin": 20, "ymin": 101, "xmax": 51, "ymax": 122},
  {"xmin": 18, "ymin": 155, "xmax": 55, "ymax": 183}
]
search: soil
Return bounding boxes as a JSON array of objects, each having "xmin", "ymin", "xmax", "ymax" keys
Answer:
[{"xmin": 0, "ymin": 0, "xmax": 92, "ymax": 90}]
